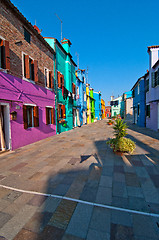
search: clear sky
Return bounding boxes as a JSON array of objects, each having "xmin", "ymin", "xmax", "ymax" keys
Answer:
[{"xmin": 11, "ymin": 0, "xmax": 159, "ymax": 104}]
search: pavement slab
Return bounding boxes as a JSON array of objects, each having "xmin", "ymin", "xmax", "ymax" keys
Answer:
[{"xmin": 0, "ymin": 119, "xmax": 159, "ymax": 239}]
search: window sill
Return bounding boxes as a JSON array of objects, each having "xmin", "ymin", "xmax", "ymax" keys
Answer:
[
  {"xmin": 45, "ymin": 86, "xmax": 53, "ymax": 91},
  {"xmin": 0, "ymin": 68, "xmax": 7, "ymax": 73},
  {"xmin": 23, "ymin": 77, "xmax": 35, "ymax": 84}
]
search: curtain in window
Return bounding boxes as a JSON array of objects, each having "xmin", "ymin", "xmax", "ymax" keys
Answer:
[{"xmin": 0, "ymin": 106, "xmax": 6, "ymax": 151}]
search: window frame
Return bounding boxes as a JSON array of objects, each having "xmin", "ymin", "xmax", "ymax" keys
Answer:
[
  {"xmin": 22, "ymin": 52, "xmax": 38, "ymax": 83},
  {"xmin": 23, "ymin": 104, "xmax": 39, "ymax": 129},
  {"xmin": 46, "ymin": 106, "xmax": 54, "ymax": 125}
]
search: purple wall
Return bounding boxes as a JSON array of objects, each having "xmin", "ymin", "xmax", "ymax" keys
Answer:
[
  {"xmin": 146, "ymin": 102, "xmax": 158, "ymax": 131},
  {"xmin": 0, "ymin": 72, "xmax": 56, "ymax": 150}
]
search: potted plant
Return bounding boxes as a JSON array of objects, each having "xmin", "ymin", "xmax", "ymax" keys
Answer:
[
  {"xmin": 106, "ymin": 119, "xmax": 135, "ymax": 155},
  {"xmin": 107, "ymin": 119, "xmax": 113, "ymax": 125}
]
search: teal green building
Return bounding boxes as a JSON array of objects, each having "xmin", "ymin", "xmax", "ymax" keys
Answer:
[{"xmin": 45, "ymin": 37, "xmax": 77, "ymax": 133}]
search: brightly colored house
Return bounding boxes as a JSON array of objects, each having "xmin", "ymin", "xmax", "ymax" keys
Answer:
[
  {"xmin": 94, "ymin": 91, "xmax": 102, "ymax": 120},
  {"xmin": 110, "ymin": 96, "xmax": 122, "ymax": 117},
  {"xmin": 0, "ymin": 0, "xmax": 56, "ymax": 151},
  {"xmin": 76, "ymin": 69, "xmax": 87, "ymax": 126},
  {"xmin": 131, "ymin": 75, "xmax": 146, "ymax": 127},
  {"xmin": 146, "ymin": 46, "xmax": 159, "ymax": 131},
  {"xmin": 120, "ymin": 91, "xmax": 133, "ymax": 120},
  {"xmin": 90, "ymin": 88, "xmax": 95, "ymax": 122},
  {"xmin": 105, "ymin": 106, "xmax": 111, "ymax": 118},
  {"xmin": 101, "ymin": 99, "xmax": 106, "ymax": 119},
  {"xmin": 45, "ymin": 37, "xmax": 77, "ymax": 133},
  {"xmin": 86, "ymin": 84, "xmax": 91, "ymax": 124}
]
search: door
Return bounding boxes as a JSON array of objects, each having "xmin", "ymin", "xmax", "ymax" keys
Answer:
[
  {"xmin": 77, "ymin": 109, "xmax": 80, "ymax": 127},
  {"xmin": 134, "ymin": 108, "xmax": 137, "ymax": 124},
  {"xmin": 158, "ymin": 103, "xmax": 159, "ymax": 130},
  {"xmin": 0, "ymin": 104, "xmax": 11, "ymax": 151}
]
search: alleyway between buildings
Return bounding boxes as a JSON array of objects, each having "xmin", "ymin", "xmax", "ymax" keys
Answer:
[{"xmin": 0, "ymin": 119, "xmax": 159, "ymax": 240}]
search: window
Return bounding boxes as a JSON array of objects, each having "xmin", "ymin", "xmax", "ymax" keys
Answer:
[
  {"xmin": 145, "ymin": 79, "xmax": 149, "ymax": 92},
  {"xmin": 45, "ymin": 68, "xmax": 53, "ymax": 89},
  {"xmin": 72, "ymin": 83, "xmax": 76, "ymax": 94},
  {"xmin": 146, "ymin": 105, "xmax": 150, "ymax": 118},
  {"xmin": 24, "ymin": 28, "xmax": 31, "ymax": 43},
  {"xmin": 23, "ymin": 54, "xmax": 38, "ymax": 82},
  {"xmin": 0, "ymin": 39, "xmax": 10, "ymax": 70},
  {"xmin": 151, "ymin": 70, "xmax": 159, "ymax": 88},
  {"xmin": 57, "ymin": 71, "xmax": 64, "ymax": 89},
  {"xmin": 23, "ymin": 105, "xmax": 39, "ymax": 129},
  {"xmin": 58, "ymin": 104, "xmax": 66, "ymax": 119},
  {"xmin": 84, "ymin": 92, "xmax": 86, "ymax": 101},
  {"xmin": 137, "ymin": 84, "xmax": 140, "ymax": 95},
  {"xmin": 77, "ymin": 86, "xmax": 79, "ymax": 95},
  {"xmin": 137, "ymin": 104, "xmax": 140, "ymax": 116},
  {"xmin": 46, "ymin": 107, "xmax": 55, "ymax": 124},
  {"xmin": 132, "ymin": 89, "xmax": 135, "ymax": 98}
]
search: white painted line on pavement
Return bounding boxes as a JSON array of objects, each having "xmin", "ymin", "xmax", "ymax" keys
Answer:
[{"xmin": 0, "ymin": 184, "xmax": 159, "ymax": 218}]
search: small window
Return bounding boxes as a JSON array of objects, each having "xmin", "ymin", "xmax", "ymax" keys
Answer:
[
  {"xmin": 137, "ymin": 104, "xmax": 140, "ymax": 116},
  {"xmin": 137, "ymin": 84, "xmax": 140, "ymax": 95},
  {"xmin": 84, "ymin": 92, "xmax": 86, "ymax": 101},
  {"xmin": 45, "ymin": 68, "xmax": 53, "ymax": 89},
  {"xmin": 23, "ymin": 105, "xmax": 39, "ymax": 129},
  {"xmin": 58, "ymin": 104, "xmax": 66, "ymax": 119},
  {"xmin": 145, "ymin": 79, "xmax": 149, "ymax": 92},
  {"xmin": 46, "ymin": 107, "xmax": 54, "ymax": 124},
  {"xmin": 23, "ymin": 54, "xmax": 38, "ymax": 82},
  {"xmin": 24, "ymin": 28, "xmax": 31, "ymax": 43},
  {"xmin": 146, "ymin": 105, "xmax": 150, "ymax": 118},
  {"xmin": 0, "ymin": 39, "xmax": 10, "ymax": 70},
  {"xmin": 77, "ymin": 86, "xmax": 79, "ymax": 95}
]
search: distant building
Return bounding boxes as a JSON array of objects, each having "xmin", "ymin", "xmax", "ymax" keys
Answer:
[
  {"xmin": 76, "ymin": 69, "xmax": 87, "ymax": 126},
  {"xmin": 121, "ymin": 91, "xmax": 133, "ymax": 121},
  {"xmin": 105, "ymin": 106, "xmax": 111, "ymax": 118},
  {"xmin": 90, "ymin": 88, "xmax": 95, "ymax": 122},
  {"xmin": 110, "ymin": 96, "xmax": 122, "ymax": 117},
  {"xmin": 94, "ymin": 91, "xmax": 102, "ymax": 120},
  {"xmin": 101, "ymin": 99, "xmax": 106, "ymax": 119}
]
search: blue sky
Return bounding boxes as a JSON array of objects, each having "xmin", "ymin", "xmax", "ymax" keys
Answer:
[{"xmin": 11, "ymin": 0, "xmax": 159, "ymax": 104}]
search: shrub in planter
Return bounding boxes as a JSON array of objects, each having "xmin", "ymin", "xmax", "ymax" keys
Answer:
[
  {"xmin": 107, "ymin": 119, "xmax": 113, "ymax": 125},
  {"xmin": 106, "ymin": 119, "xmax": 136, "ymax": 154}
]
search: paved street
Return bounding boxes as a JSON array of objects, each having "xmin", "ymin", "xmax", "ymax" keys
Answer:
[{"xmin": 0, "ymin": 119, "xmax": 159, "ymax": 240}]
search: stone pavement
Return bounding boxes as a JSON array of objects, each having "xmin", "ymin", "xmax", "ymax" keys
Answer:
[{"xmin": 0, "ymin": 119, "xmax": 159, "ymax": 240}]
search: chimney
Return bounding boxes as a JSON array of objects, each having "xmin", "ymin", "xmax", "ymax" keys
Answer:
[
  {"xmin": 61, "ymin": 38, "xmax": 72, "ymax": 54},
  {"xmin": 148, "ymin": 46, "xmax": 159, "ymax": 68},
  {"xmin": 33, "ymin": 25, "xmax": 41, "ymax": 34},
  {"xmin": 111, "ymin": 96, "xmax": 114, "ymax": 101}
]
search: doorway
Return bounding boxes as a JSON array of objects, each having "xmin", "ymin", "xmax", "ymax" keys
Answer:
[{"xmin": 0, "ymin": 103, "xmax": 11, "ymax": 151}]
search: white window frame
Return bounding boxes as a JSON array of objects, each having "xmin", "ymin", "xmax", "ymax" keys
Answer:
[
  {"xmin": 0, "ymin": 36, "xmax": 7, "ymax": 72},
  {"xmin": 84, "ymin": 91, "xmax": 86, "ymax": 101},
  {"xmin": 44, "ymin": 67, "xmax": 52, "ymax": 90}
]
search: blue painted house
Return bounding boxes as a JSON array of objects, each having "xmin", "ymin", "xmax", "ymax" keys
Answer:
[
  {"xmin": 75, "ymin": 69, "xmax": 87, "ymax": 126},
  {"xmin": 94, "ymin": 91, "xmax": 102, "ymax": 120},
  {"xmin": 131, "ymin": 73, "xmax": 147, "ymax": 127}
]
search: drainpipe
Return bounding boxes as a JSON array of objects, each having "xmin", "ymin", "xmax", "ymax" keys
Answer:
[{"xmin": 54, "ymin": 46, "xmax": 59, "ymax": 134}]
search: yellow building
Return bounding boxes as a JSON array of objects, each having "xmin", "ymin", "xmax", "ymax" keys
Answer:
[
  {"xmin": 86, "ymin": 84, "xmax": 91, "ymax": 124},
  {"xmin": 101, "ymin": 99, "xmax": 106, "ymax": 119}
]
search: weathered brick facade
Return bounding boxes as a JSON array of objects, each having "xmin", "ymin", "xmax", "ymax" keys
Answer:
[{"xmin": 0, "ymin": 0, "xmax": 55, "ymax": 85}]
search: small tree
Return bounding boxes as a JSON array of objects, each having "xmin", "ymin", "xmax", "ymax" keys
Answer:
[{"xmin": 107, "ymin": 119, "xmax": 135, "ymax": 154}]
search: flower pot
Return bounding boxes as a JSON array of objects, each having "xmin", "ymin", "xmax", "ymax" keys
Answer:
[
  {"xmin": 108, "ymin": 122, "xmax": 113, "ymax": 125},
  {"xmin": 113, "ymin": 149, "xmax": 124, "ymax": 156}
]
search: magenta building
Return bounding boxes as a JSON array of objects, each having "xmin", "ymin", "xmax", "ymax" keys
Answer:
[{"xmin": 0, "ymin": 72, "xmax": 56, "ymax": 150}]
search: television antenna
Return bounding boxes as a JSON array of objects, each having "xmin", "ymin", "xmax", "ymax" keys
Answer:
[
  {"xmin": 55, "ymin": 13, "xmax": 63, "ymax": 41},
  {"xmin": 75, "ymin": 52, "xmax": 79, "ymax": 69}
]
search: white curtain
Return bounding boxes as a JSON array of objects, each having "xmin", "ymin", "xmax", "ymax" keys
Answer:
[{"xmin": 0, "ymin": 105, "xmax": 6, "ymax": 151}]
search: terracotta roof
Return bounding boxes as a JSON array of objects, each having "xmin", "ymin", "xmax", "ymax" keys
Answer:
[
  {"xmin": 2, "ymin": 0, "xmax": 55, "ymax": 55},
  {"xmin": 147, "ymin": 45, "xmax": 159, "ymax": 52}
]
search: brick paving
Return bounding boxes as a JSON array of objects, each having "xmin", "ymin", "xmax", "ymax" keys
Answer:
[{"xmin": 0, "ymin": 119, "xmax": 159, "ymax": 239}]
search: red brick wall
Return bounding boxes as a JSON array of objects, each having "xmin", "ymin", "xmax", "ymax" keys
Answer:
[{"xmin": 0, "ymin": 0, "xmax": 54, "ymax": 86}]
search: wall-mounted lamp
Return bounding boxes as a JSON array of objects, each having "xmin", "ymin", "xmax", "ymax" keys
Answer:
[{"xmin": 10, "ymin": 111, "xmax": 17, "ymax": 120}]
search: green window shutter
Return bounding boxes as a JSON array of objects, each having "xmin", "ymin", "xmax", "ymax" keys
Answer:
[{"xmin": 151, "ymin": 72, "xmax": 155, "ymax": 88}]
